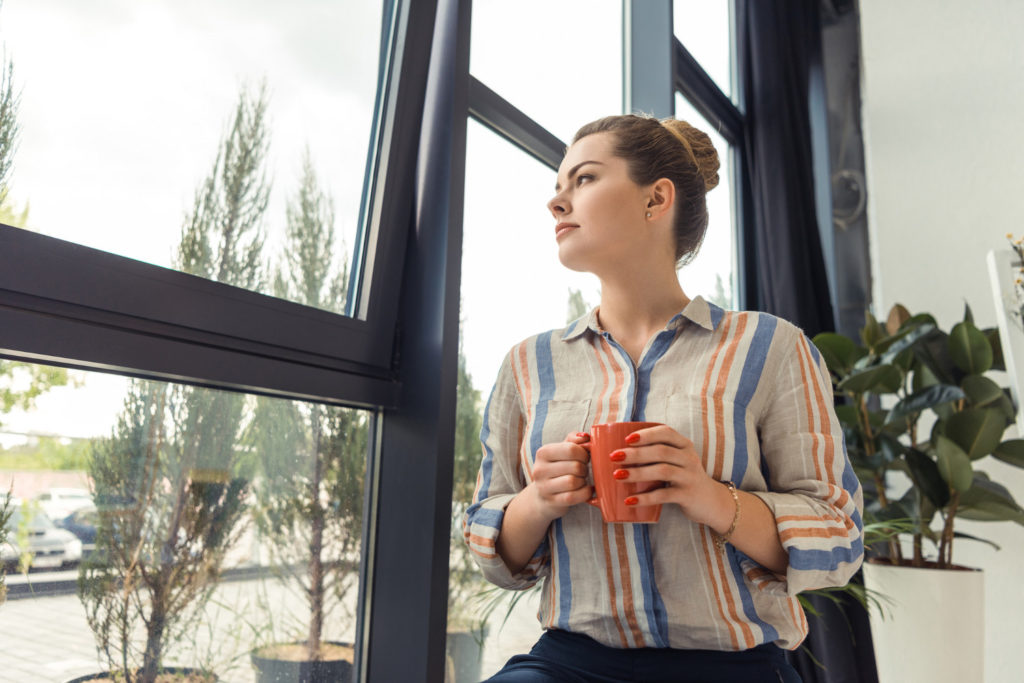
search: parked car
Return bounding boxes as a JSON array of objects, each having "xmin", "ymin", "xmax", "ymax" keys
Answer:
[
  {"xmin": 55, "ymin": 505, "xmax": 98, "ymax": 559},
  {"xmin": 32, "ymin": 487, "xmax": 94, "ymax": 521},
  {"xmin": 1, "ymin": 502, "xmax": 83, "ymax": 570}
]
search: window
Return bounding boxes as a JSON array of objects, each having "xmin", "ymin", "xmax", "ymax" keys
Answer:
[{"xmin": 673, "ymin": 0, "xmax": 735, "ymax": 100}]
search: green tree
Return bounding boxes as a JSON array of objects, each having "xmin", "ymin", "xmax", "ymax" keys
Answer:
[
  {"xmin": 80, "ymin": 84, "xmax": 270, "ymax": 682},
  {"xmin": 567, "ymin": 287, "xmax": 590, "ymax": 323},
  {"xmin": 249, "ymin": 151, "xmax": 366, "ymax": 663}
]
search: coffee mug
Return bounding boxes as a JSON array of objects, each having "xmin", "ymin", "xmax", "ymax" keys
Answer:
[{"xmin": 587, "ymin": 421, "xmax": 664, "ymax": 523}]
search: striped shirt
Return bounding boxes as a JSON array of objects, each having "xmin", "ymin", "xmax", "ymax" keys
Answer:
[{"xmin": 463, "ymin": 296, "xmax": 864, "ymax": 651}]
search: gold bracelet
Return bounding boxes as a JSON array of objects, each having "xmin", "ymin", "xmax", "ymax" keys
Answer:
[{"xmin": 714, "ymin": 481, "xmax": 741, "ymax": 551}]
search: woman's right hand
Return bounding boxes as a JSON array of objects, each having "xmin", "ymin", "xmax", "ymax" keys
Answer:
[{"xmin": 528, "ymin": 431, "xmax": 593, "ymax": 521}]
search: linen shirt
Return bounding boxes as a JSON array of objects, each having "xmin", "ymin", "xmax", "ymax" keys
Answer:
[{"xmin": 463, "ymin": 296, "xmax": 864, "ymax": 652}]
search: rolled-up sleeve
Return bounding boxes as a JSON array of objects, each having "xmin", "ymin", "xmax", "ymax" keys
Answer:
[
  {"xmin": 461, "ymin": 352, "xmax": 549, "ymax": 590},
  {"xmin": 743, "ymin": 330, "xmax": 864, "ymax": 597}
]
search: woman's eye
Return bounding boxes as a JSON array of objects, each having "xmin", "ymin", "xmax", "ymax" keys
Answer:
[{"xmin": 576, "ymin": 174, "xmax": 593, "ymax": 185}]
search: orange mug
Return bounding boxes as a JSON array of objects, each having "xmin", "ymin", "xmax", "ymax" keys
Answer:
[{"xmin": 587, "ymin": 421, "xmax": 664, "ymax": 523}]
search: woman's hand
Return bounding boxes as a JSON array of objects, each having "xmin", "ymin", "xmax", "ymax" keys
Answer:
[
  {"xmin": 527, "ymin": 431, "xmax": 594, "ymax": 523},
  {"xmin": 609, "ymin": 425, "xmax": 735, "ymax": 533}
]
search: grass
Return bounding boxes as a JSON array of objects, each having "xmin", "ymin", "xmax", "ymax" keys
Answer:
[{"xmin": 0, "ymin": 436, "xmax": 93, "ymax": 470}]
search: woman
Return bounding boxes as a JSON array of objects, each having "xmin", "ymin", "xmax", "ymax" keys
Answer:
[{"xmin": 463, "ymin": 115, "xmax": 863, "ymax": 682}]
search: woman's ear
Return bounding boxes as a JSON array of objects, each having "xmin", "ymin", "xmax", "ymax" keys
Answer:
[{"xmin": 646, "ymin": 178, "xmax": 676, "ymax": 221}]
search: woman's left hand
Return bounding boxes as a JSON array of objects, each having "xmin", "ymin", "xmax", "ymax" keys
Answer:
[{"xmin": 612, "ymin": 424, "xmax": 734, "ymax": 533}]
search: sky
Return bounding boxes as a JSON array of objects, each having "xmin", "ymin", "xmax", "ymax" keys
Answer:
[{"xmin": 0, "ymin": 0, "xmax": 734, "ymax": 443}]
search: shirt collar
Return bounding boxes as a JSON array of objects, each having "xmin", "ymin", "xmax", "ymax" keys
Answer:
[{"xmin": 560, "ymin": 295, "xmax": 720, "ymax": 342}]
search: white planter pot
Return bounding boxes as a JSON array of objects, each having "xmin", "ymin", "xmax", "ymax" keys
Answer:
[{"xmin": 863, "ymin": 560, "xmax": 984, "ymax": 683}]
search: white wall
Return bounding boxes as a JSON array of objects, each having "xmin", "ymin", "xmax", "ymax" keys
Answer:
[{"xmin": 859, "ymin": 2, "xmax": 1024, "ymax": 681}]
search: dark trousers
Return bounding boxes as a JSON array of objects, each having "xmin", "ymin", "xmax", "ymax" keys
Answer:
[{"xmin": 484, "ymin": 629, "xmax": 803, "ymax": 683}]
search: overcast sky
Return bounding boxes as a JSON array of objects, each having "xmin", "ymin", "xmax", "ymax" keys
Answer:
[{"xmin": 1, "ymin": 0, "xmax": 732, "ymax": 443}]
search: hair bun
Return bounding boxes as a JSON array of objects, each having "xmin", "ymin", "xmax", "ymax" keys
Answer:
[{"xmin": 661, "ymin": 119, "xmax": 720, "ymax": 193}]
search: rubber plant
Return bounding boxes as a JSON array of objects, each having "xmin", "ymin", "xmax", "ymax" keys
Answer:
[{"xmin": 813, "ymin": 303, "xmax": 1024, "ymax": 568}]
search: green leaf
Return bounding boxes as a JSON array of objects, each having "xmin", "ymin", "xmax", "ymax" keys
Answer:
[
  {"xmin": 914, "ymin": 329, "xmax": 962, "ymax": 386},
  {"xmin": 935, "ymin": 435, "xmax": 974, "ymax": 493},
  {"xmin": 957, "ymin": 478, "xmax": 1024, "ymax": 524},
  {"xmin": 952, "ymin": 530, "xmax": 1001, "ymax": 552},
  {"xmin": 963, "ymin": 301, "xmax": 974, "ymax": 325},
  {"xmin": 837, "ymin": 364, "xmax": 902, "ymax": 395},
  {"xmin": 985, "ymin": 328, "xmax": 1006, "ymax": 372},
  {"xmin": 861, "ymin": 311, "xmax": 886, "ymax": 350},
  {"xmin": 948, "ymin": 320, "xmax": 993, "ymax": 374},
  {"xmin": 993, "ymin": 439, "xmax": 1024, "ymax": 468},
  {"xmin": 961, "ymin": 375, "xmax": 1003, "ymax": 408},
  {"xmin": 911, "ymin": 361, "xmax": 940, "ymax": 392},
  {"xmin": 904, "ymin": 448, "xmax": 950, "ymax": 508},
  {"xmin": 812, "ymin": 333, "xmax": 862, "ymax": 377},
  {"xmin": 884, "ymin": 384, "xmax": 964, "ymax": 426},
  {"xmin": 944, "ymin": 408, "xmax": 1007, "ymax": 460},
  {"xmin": 878, "ymin": 322, "xmax": 936, "ymax": 363}
]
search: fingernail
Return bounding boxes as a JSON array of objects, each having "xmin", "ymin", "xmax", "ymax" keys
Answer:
[
  {"xmin": 624, "ymin": 496, "xmax": 639, "ymax": 506},
  {"xmin": 613, "ymin": 469, "xmax": 629, "ymax": 480},
  {"xmin": 575, "ymin": 432, "xmax": 587, "ymax": 439},
  {"xmin": 624, "ymin": 433, "xmax": 640, "ymax": 444},
  {"xmin": 609, "ymin": 450, "xmax": 626, "ymax": 462}
]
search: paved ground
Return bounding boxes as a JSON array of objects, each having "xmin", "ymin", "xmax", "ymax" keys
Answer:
[{"xmin": 0, "ymin": 570, "xmax": 543, "ymax": 682}]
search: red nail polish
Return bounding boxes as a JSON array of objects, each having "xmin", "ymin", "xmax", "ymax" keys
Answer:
[
  {"xmin": 609, "ymin": 450, "xmax": 626, "ymax": 462},
  {"xmin": 624, "ymin": 433, "xmax": 640, "ymax": 444},
  {"xmin": 624, "ymin": 496, "xmax": 639, "ymax": 506},
  {"xmin": 575, "ymin": 432, "xmax": 587, "ymax": 439},
  {"xmin": 613, "ymin": 469, "xmax": 629, "ymax": 480}
]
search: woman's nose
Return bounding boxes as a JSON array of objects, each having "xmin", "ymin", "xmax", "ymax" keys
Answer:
[{"xmin": 547, "ymin": 194, "xmax": 567, "ymax": 217}]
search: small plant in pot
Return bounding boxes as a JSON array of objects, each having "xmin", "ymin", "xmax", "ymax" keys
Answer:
[
  {"xmin": 813, "ymin": 303, "xmax": 1024, "ymax": 681},
  {"xmin": 246, "ymin": 154, "xmax": 366, "ymax": 683}
]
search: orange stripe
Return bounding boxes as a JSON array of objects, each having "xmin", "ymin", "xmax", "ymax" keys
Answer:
[
  {"xmin": 794, "ymin": 341, "xmax": 824, "ymax": 481},
  {"xmin": 701, "ymin": 314, "xmax": 734, "ymax": 474},
  {"xmin": 593, "ymin": 338, "xmax": 614, "ymax": 424},
  {"xmin": 712, "ymin": 539, "xmax": 756, "ymax": 648},
  {"xmin": 465, "ymin": 532, "xmax": 496, "ymax": 548},
  {"xmin": 697, "ymin": 527, "xmax": 740, "ymax": 649},
  {"xmin": 614, "ymin": 524, "xmax": 647, "ymax": 647},
  {"xmin": 800, "ymin": 337, "xmax": 836, "ymax": 484},
  {"xmin": 468, "ymin": 546, "xmax": 497, "ymax": 560},
  {"xmin": 779, "ymin": 526, "xmax": 853, "ymax": 542},
  {"xmin": 602, "ymin": 523, "xmax": 630, "ymax": 647},
  {"xmin": 778, "ymin": 512, "xmax": 855, "ymax": 530},
  {"xmin": 785, "ymin": 597, "xmax": 803, "ymax": 648},
  {"xmin": 598, "ymin": 336, "xmax": 626, "ymax": 421},
  {"xmin": 712, "ymin": 314, "xmax": 748, "ymax": 480}
]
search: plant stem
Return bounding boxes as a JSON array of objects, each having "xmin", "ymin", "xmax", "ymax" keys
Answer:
[{"xmin": 938, "ymin": 490, "xmax": 960, "ymax": 568}]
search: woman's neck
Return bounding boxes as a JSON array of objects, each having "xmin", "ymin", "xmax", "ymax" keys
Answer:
[{"xmin": 596, "ymin": 271, "xmax": 689, "ymax": 365}]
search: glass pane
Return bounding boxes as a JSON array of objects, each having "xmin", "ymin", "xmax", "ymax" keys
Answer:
[
  {"xmin": 470, "ymin": 0, "xmax": 622, "ymax": 144},
  {"xmin": 0, "ymin": 1, "xmax": 387, "ymax": 315},
  {"xmin": 1, "ymin": 360, "xmax": 369, "ymax": 681},
  {"xmin": 447, "ymin": 121, "xmax": 602, "ymax": 679},
  {"xmin": 673, "ymin": 0, "xmax": 734, "ymax": 99},
  {"xmin": 675, "ymin": 93, "xmax": 736, "ymax": 309}
]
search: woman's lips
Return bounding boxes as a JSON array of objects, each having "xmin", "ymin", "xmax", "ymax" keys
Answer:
[{"xmin": 555, "ymin": 222, "xmax": 579, "ymax": 239}]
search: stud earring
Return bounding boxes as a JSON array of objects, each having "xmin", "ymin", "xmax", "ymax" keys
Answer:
[{"xmin": 645, "ymin": 211, "xmax": 652, "ymax": 218}]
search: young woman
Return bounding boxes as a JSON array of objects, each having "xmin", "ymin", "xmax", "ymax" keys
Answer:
[{"xmin": 463, "ymin": 115, "xmax": 863, "ymax": 683}]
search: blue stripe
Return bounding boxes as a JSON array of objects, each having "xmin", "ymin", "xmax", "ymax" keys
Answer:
[
  {"xmin": 465, "ymin": 378, "xmax": 501, "ymax": 523},
  {"xmin": 528, "ymin": 332, "xmax": 557, "ymax": 460},
  {"xmin": 633, "ymin": 328, "xmax": 679, "ymax": 421},
  {"xmin": 632, "ymin": 525, "xmax": 670, "ymax": 647},
  {"xmin": 727, "ymin": 549, "xmax": 779, "ymax": 643},
  {"xmin": 468, "ymin": 507, "xmax": 503, "ymax": 529},
  {"xmin": 787, "ymin": 509, "xmax": 865, "ymax": 571},
  {"xmin": 708, "ymin": 301, "xmax": 725, "ymax": 330},
  {"xmin": 552, "ymin": 518, "xmax": 573, "ymax": 629},
  {"xmin": 731, "ymin": 315, "xmax": 778, "ymax": 482}
]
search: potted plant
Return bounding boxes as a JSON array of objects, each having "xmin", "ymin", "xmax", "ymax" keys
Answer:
[
  {"xmin": 813, "ymin": 303, "xmax": 1024, "ymax": 682},
  {"xmin": 0, "ymin": 489, "xmax": 11, "ymax": 605},
  {"xmin": 246, "ymin": 154, "xmax": 365, "ymax": 683}
]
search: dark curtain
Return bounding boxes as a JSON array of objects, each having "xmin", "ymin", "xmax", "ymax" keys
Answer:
[
  {"xmin": 740, "ymin": 0, "xmax": 835, "ymax": 340},
  {"xmin": 740, "ymin": 1, "xmax": 878, "ymax": 682}
]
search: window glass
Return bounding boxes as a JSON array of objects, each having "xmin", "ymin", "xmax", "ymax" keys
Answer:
[
  {"xmin": 447, "ymin": 121, "xmax": 601, "ymax": 678},
  {"xmin": 0, "ymin": 361, "xmax": 369, "ymax": 681},
  {"xmin": 674, "ymin": 93, "xmax": 736, "ymax": 309},
  {"xmin": 0, "ymin": 0, "xmax": 387, "ymax": 315},
  {"xmin": 470, "ymin": 0, "xmax": 622, "ymax": 143},
  {"xmin": 673, "ymin": 0, "xmax": 734, "ymax": 99}
]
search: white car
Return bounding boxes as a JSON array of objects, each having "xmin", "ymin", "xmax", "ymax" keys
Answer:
[
  {"xmin": 32, "ymin": 487, "xmax": 93, "ymax": 522},
  {"xmin": 1, "ymin": 502, "xmax": 82, "ymax": 570}
]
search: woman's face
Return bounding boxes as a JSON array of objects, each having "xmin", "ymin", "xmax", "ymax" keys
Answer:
[{"xmin": 548, "ymin": 132, "xmax": 656, "ymax": 275}]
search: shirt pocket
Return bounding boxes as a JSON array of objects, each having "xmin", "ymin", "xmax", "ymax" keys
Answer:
[
  {"xmin": 525, "ymin": 399, "xmax": 592, "ymax": 458},
  {"xmin": 662, "ymin": 390, "xmax": 756, "ymax": 481}
]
